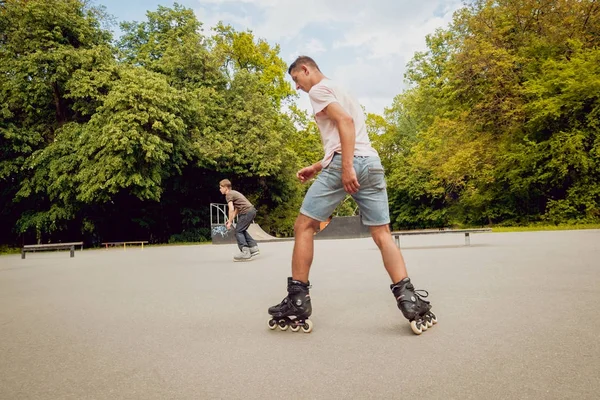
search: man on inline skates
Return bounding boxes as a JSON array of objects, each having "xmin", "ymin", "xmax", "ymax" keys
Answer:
[{"xmin": 267, "ymin": 56, "xmax": 436, "ymax": 335}]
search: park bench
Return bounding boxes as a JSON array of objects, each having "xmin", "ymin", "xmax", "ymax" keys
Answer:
[
  {"xmin": 101, "ymin": 241, "xmax": 148, "ymax": 250},
  {"xmin": 392, "ymin": 228, "xmax": 492, "ymax": 247},
  {"xmin": 21, "ymin": 242, "xmax": 84, "ymax": 259}
]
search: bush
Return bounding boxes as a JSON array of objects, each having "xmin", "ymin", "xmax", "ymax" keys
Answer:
[{"xmin": 168, "ymin": 228, "xmax": 211, "ymax": 243}]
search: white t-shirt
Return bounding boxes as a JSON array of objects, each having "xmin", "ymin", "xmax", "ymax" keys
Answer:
[{"xmin": 308, "ymin": 79, "xmax": 379, "ymax": 168}]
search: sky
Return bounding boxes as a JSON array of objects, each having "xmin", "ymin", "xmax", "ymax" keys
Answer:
[{"xmin": 95, "ymin": 0, "xmax": 464, "ymax": 115}]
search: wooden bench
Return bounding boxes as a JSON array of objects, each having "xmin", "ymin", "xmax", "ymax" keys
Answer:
[
  {"xmin": 21, "ymin": 242, "xmax": 84, "ymax": 259},
  {"xmin": 392, "ymin": 228, "xmax": 492, "ymax": 247},
  {"xmin": 101, "ymin": 241, "xmax": 148, "ymax": 250}
]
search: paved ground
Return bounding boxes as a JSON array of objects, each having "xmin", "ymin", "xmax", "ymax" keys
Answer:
[{"xmin": 1, "ymin": 230, "xmax": 599, "ymax": 399}]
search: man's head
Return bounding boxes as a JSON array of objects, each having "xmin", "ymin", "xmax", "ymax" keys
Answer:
[
  {"xmin": 219, "ymin": 179, "xmax": 231, "ymax": 195},
  {"xmin": 288, "ymin": 56, "xmax": 323, "ymax": 93}
]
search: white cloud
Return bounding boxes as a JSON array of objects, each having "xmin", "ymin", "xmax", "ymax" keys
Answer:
[
  {"xmin": 195, "ymin": 0, "xmax": 363, "ymax": 39},
  {"xmin": 193, "ymin": 0, "xmax": 463, "ymax": 114},
  {"xmin": 298, "ymin": 38, "xmax": 327, "ymax": 55},
  {"xmin": 195, "ymin": 8, "xmax": 252, "ymax": 31},
  {"xmin": 332, "ymin": 3, "xmax": 461, "ymax": 61}
]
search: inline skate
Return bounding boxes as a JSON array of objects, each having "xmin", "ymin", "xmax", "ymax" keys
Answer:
[
  {"xmin": 267, "ymin": 277, "xmax": 313, "ymax": 333},
  {"xmin": 391, "ymin": 277, "xmax": 437, "ymax": 335}
]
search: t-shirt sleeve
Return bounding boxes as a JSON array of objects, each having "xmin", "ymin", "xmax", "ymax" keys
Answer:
[{"xmin": 309, "ymin": 84, "xmax": 338, "ymax": 114}]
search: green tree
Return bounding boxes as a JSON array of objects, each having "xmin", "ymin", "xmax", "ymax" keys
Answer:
[
  {"xmin": 117, "ymin": 3, "xmax": 224, "ymax": 90},
  {"xmin": 115, "ymin": 5, "xmax": 302, "ymax": 239},
  {"xmin": 212, "ymin": 22, "xmax": 294, "ymax": 108},
  {"xmin": 380, "ymin": 0, "xmax": 600, "ymax": 228},
  {"xmin": 0, "ymin": 0, "xmax": 114, "ymax": 243}
]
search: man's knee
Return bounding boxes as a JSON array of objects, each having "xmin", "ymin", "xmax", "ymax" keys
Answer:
[
  {"xmin": 370, "ymin": 224, "xmax": 392, "ymax": 248},
  {"xmin": 294, "ymin": 214, "xmax": 320, "ymax": 234}
]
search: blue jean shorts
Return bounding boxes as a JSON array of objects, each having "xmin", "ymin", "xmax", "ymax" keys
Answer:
[{"xmin": 300, "ymin": 154, "xmax": 390, "ymax": 226}]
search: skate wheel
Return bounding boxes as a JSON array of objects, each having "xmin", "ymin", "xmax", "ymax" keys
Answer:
[
  {"xmin": 290, "ymin": 324, "xmax": 300, "ymax": 332},
  {"xmin": 301, "ymin": 320, "xmax": 313, "ymax": 333},
  {"xmin": 410, "ymin": 320, "xmax": 423, "ymax": 335},
  {"xmin": 278, "ymin": 319, "xmax": 288, "ymax": 331},
  {"xmin": 431, "ymin": 313, "xmax": 438, "ymax": 324},
  {"xmin": 268, "ymin": 318, "xmax": 277, "ymax": 330},
  {"xmin": 425, "ymin": 312, "xmax": 437, "ymax": 327}
]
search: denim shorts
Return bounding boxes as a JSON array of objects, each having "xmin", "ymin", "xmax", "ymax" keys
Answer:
[{"xmin": 300, "ymin": 154, "xmax": 390, "ymax": 226}]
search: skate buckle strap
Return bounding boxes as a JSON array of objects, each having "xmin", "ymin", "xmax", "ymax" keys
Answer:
[
  {"xmin": 398, "ymin": 290, "xmax": 429, "ymax": 302},
  {"xmin": 290, "ymin": 280, "xmax": 311, "ymax": 289}
]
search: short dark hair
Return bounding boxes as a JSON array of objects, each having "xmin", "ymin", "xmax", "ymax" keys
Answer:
[
  {"xmin": 288, "ymin": 56, "xmax": 320, "ymax": 74},
  {"xmin": 219, "ymin": 179, "xmax": 232, "ymax": 189}
]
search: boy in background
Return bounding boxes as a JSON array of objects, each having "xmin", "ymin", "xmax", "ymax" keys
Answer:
[{"xmin": 219, "ymin": 179, "xmax": 259, "ymax": 261}]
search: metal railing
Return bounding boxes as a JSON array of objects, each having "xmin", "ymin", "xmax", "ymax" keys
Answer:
[{"xmin": 210, "ymin": 203, "xmax": 237, "ymax": 226}]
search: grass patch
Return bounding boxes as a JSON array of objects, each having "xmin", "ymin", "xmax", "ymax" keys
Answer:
[
  {"xmin": 491, "ymin": 223, "xmax": 600, "ymax": 232},
  {"xmin": 0, "ymin": 246, "xmax": 21, "ymax": 255},
  {"xmin": 146, "ymin": 241, "xmax": 212, "ymax": 247}
]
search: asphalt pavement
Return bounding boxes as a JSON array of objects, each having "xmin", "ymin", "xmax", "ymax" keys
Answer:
[{"xmin": 1, "ymin": 230, "xmax": 599, "ymax": 399}]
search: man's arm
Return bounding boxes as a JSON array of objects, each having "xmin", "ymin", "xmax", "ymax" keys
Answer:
[
  {"xmin": 323, "ymin": 102, "xmax": 360, "ymax": 194},
  {"xmin": 227, "ymin": 201, "xmax": 238, "ymax": 227},
  {"xmin": 297, "ymin": 161, "xmax": 323, "ymax": 183}
]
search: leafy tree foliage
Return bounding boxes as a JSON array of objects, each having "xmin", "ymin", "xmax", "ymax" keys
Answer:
[
  {"xmin": 376, "ymin": 0, "xmax": 600, "ymax": 228},
  {"xmin": 0, "ymin": 0, "xmax": 313, "ymax": 244},
  {"xmin": 3, "ymin": 0, "xmax": 598, "ymax": 246}
]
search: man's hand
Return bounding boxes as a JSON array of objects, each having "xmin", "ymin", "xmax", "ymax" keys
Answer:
[
  {"xmin": 226, "ymin": 221, "xmax": 232, "ymax": 230},
  {"xmin": 297, "ymin": 165, "xmax": 317, "ymax": 183},
  {"xmin": 342, "ymin": 166, "xmax": 360, "ymax": 194}
]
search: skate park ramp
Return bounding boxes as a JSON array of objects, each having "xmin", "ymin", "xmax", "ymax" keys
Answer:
[
  {"xmin": 248, "ymin": 223, "xmax": 278, "ymax": 241},
  {"xmin": 212, "ymin": 216, "xmax": 371, "ymax": 244},
  {"xmin": 211, "ymin": 223, "xmax": 291, "ymax": 244},
  {"xmin": 314, "ymin": 215, "xmax": 371, "ymax": 240}
]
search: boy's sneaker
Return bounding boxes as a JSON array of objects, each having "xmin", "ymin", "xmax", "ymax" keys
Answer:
[
  {"xmin": 234, "ymin": 247, "xmax": 252, "ymax": 262},
  {"xmin": 250, "ymin": 246, "xmax": 260, "ymax": 257}
]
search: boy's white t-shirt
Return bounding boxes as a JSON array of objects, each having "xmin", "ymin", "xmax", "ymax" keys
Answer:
[{"xmin": 308, "ymin": 78, "xmax": 379, "ymax": 168}]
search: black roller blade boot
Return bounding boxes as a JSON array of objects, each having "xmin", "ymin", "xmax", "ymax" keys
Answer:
[
  {"xmin": 267, "ymin": 278, "xmax": 313, "ymax": 333},
  {"xmin": 391, "ymin": 277, "xmax": 437, "ymax": 335}
]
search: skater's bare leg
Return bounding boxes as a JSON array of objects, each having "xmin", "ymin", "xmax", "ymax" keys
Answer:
[
  {"xmin": 370, "ymin": 224, "xmax": 408, "ymax": 283},
  {"xmin": 291, "ymin": 214, "xmax": 320, "ymax": 283}
]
